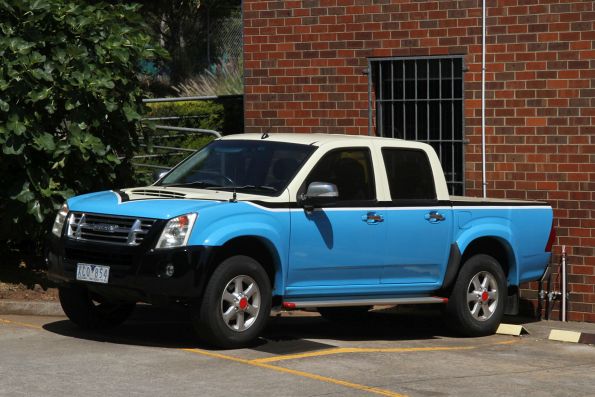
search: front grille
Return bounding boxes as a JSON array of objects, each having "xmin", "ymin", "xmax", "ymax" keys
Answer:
[
  {"xmin": 128, "ymin": 188, "xmax": 186, "ymax": 199},
  {"xmin": 66, "ymin": 212, "xmax": 156, "ymax": 246}
]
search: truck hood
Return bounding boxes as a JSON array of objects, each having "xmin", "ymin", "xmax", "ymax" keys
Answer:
[{"xmin": 66, "ymin": 187, "xmax": 274, "ymax": 220}]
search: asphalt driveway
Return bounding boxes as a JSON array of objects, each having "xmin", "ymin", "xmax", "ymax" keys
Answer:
[{"xmin": 1, "ymin": 306, "xmax": 594, "ymax": 397}]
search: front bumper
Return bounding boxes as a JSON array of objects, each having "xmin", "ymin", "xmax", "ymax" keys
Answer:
[{"xmin": 46, "ymin": 235, "xmax": 216, "ymax": 304}]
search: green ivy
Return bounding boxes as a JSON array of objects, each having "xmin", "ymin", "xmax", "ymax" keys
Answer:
[{"xmin": 0, "ymin": 0, "xmax": 166, "ymax": 246}]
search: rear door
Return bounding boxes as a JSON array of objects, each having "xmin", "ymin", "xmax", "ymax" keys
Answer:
[{"xmin": 380, "ymin": 147, "xmax": 453, "ymax": 286}]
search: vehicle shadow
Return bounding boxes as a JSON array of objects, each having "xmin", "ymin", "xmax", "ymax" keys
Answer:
[
  {"xmin": 255, "ymin": 307, "xmax": 455, "ymax": 355},
  {"xmin": 43, "ymin": 305, "xmax": 456, "ymax": 352},
  {"xmin": 43, "ymin": 305, "xmax": 202, "ymax": 349},
  {"xmin": 265, "ymin": 306, "xmax": 453, "ymax": 342}
]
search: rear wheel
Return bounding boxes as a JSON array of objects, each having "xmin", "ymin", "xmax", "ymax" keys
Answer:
[
  {"xmin": 446, "ymin": 254, "xmax": 506, "ymax": 336},
  {"xmin": 193, "ymin": 255, "xmax": 271, "ymax": 348},
  {"xmin": 59, "ymin": 285, "xmax": 135, "ymax": 329},
  {"xmin": 318, "ymin": 306, "xmax": 372, "ymax": 322}
]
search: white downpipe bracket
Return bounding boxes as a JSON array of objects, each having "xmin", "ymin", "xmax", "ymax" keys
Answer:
[{"xmin": 481, "ymin": 0, "xmax": 487, "ymax": 199}]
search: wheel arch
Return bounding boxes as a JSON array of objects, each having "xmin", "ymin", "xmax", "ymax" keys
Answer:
[
  {"xmin": 441, "ymin": 236, "xmax": 518, "ymax": 293},
  {"xmin": 461, "ymin": 236, "xmax": 517, "ymax": 286},
  {"xmin": 206, "ymin": 235, "xmax": 283, "ymax": 296}
]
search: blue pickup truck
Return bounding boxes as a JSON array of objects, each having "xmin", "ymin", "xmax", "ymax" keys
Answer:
[{"xmin": 47, "ymin": 134, "xmax": 555, "ymax": 347}]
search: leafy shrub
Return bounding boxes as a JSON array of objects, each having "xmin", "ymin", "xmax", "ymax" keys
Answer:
[{"xmin": 0, "ymin": 0, "xmax": 165, "ymax": 247}]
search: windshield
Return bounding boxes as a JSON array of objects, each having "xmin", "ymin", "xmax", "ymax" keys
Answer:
[{"xmin": 157, "ymin": 139, "xmax": 316, "ymax": 196}]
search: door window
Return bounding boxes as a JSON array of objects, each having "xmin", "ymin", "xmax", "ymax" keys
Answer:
[{"xmin": 302, "ymin": 148, "xmax": 376, "ymax": 202}]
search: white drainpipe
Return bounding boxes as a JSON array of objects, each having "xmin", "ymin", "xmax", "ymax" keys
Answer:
[
  {"xmin": 562, "ymin": 245, "xmax": 567, "ymax": 322},
  {"xmin": 481, "ymin": 0, "xmax": 487, "ymax": 199}
]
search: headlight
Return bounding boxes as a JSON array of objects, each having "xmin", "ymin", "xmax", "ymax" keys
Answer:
[
  {"xmin": 155, "ymin": 213, "xmax": 197, "ymax": 249},
  {"xmin": 51, "ymin": 203, "xmax": 69, "ymax": 237}
]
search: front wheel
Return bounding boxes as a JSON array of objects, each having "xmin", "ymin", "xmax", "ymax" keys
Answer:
[
  {"xmin": 193, "ymin": 255, "xmax": 272, "ymax": 348},
  {"xmin": 445, "ymin": 254, "xmax": 506, "ymax": 336},
  {"xmin": 59, "ymin": 285, "xmax": 135, "ymax": 329}
]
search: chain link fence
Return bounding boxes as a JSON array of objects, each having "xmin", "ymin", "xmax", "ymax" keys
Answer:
[{"xmin": 212, "ymin": 12, "xmax": 242, "ymax": 62}]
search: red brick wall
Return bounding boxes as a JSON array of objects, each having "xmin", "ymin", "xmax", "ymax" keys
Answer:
[{"xmin": 243, "ymin": 0, "xmax": 595, "ymax": 322}]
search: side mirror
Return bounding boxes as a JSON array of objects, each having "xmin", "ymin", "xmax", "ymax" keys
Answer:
[
  {"xmin": 300, "ymin": 182, "xmax": 338, "ymax": 211},
  {"xmin": 153, "ymin": 168, "xmax": 170, "ymax": 182}
]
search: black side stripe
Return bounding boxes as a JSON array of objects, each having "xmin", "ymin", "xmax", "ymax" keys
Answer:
[
  {"xmin": 449, "ymin": 200, "xmax": 549, "ymax": 207},
  {"xmin": 113, "ymin": 193, "xmax": 549, "ymax": 208},
  {"xmin": 249, "ymin": 200, "xmax": 549, "ymax": 209}
]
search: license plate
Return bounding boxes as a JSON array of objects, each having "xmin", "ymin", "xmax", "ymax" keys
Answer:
[{"xmin": 76, "ymin": 263, "xmax": 110, "ymax": 284}]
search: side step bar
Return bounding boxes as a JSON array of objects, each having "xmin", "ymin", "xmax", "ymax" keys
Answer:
[{"xmin": 282, "ymin": 296, "xmax": 448, "ymax": 309}]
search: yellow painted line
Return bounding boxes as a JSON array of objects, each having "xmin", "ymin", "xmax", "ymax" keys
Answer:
[
  {"xmin": 183, "ymin": 348, "xmax": 406, "ymax": 397},
  {"xmin": 250, "ymin": 339, "xmax": 518, "ymax": 363},
  {"xmin": 0, "ymin": 317, "xmax": 44, "ymax": 330}
]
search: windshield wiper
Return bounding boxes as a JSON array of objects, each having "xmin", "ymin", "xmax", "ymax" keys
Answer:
[{"xmin": 205, "ymin": 185, "xmax": 278, "ymax": 193}]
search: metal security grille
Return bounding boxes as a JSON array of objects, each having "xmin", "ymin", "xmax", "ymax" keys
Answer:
[{"xmin": 369, "ymin": 57, "xmax": 465, "ymax": 195}]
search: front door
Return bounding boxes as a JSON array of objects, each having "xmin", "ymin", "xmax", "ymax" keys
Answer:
[{"xmin": 286, "ymin": 148, "xmax": 386, "ymax": 297}]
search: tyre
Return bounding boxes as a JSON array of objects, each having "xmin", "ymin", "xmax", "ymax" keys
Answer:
[
  {"xmin": 193, "ymin": 255, "xmax": 272, "ymax": 348},
  {"xmin": 445, "ymin": 254, "xmax": 506, "ymax": 336},
  {"xmin": 318, "ymin": 306, "xmax": 372, "ymax": 323},
  {"xmin": 59, "ymin": 285, "xmax": 135, "ymax": 329}
]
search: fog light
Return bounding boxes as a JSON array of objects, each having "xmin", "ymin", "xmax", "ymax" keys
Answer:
[{"xmin": 164, "ymin": 264, "xmax": 175, "ymax": 278}]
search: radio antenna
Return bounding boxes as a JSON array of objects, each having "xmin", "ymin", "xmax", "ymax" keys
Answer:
[{"xmin": 262, "ymin": 123, "xmax": 271, "ymax": 139}]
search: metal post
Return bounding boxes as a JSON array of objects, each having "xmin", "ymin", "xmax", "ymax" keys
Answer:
[
  {"xmin": 142, "ymin": 95, "xmax": 238, "ymax": 103},
  {"xmin": 206, "ymin": 5, "xmax": 211, "ymax": 65},
  {"xmin": 153, "ymin": 125, "xmax": 222, "ymax": 138},
  {"xmin": 379, "ymin": 63, "xmax": 383, "ymax": 137},
  {"xmin": 438, "ymin": 59, "xmax": 442, "ymax": 161},
  {"xmin": 414, "ymin": 60, "xmax": 418, "ymax": 141},
  {"xmin": 391, "ymin": 61, "xmax": 395, "ymax": 138},
  {"xmin": 481, "ymin": 0, "xmax": 487, "ymax": 198},
  {"xmin": 451, "ymin": 59, "xmax": 455, "ymax": 189},
  {"xmin": 402, "ymin": 62, "xmax": 406, "ymax": 140},
  {"xmin": 562, "ymin": 245, "xmax": 567, "ymax": 322},
  {"xmin": 368, "ymin": 62, "xmax": 373, "ymax": 136}
]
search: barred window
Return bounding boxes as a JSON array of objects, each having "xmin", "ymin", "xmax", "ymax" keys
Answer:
[{"xmin": 370, "ymin": 57, "xmax": 465, "ymax": 195}]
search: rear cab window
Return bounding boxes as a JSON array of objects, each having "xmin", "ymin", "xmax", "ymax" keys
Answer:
[{"xmin": 381, "ymin": 148, "xmax": 437, "ymax": 201}]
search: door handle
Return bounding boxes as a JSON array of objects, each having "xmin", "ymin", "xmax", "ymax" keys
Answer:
[
  {"xmin": 425, "ymin": 211, "xmax": 445, "ymax": 223},
  {"xmin": 362, "ymin": 212, "xmax": 384, "ymax": 224}
]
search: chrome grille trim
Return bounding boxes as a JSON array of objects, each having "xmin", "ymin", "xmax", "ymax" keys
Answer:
[{"xmin": 66, "ymin": 212, "xmax": 157, "ymax": 246}]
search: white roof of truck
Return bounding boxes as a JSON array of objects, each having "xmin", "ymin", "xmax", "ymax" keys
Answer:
[{"xmin": 219, "ymin": 133, "xmax": 432, "ymax": 150}]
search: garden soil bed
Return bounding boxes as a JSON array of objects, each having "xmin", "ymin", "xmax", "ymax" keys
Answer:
[
  {"xmin": 0, "ymin": 281, "xmax": 58, "ymax": 301},
  {"xmin": 0, "ymin": 260, "xmax": 58, "ymax": 302}
]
